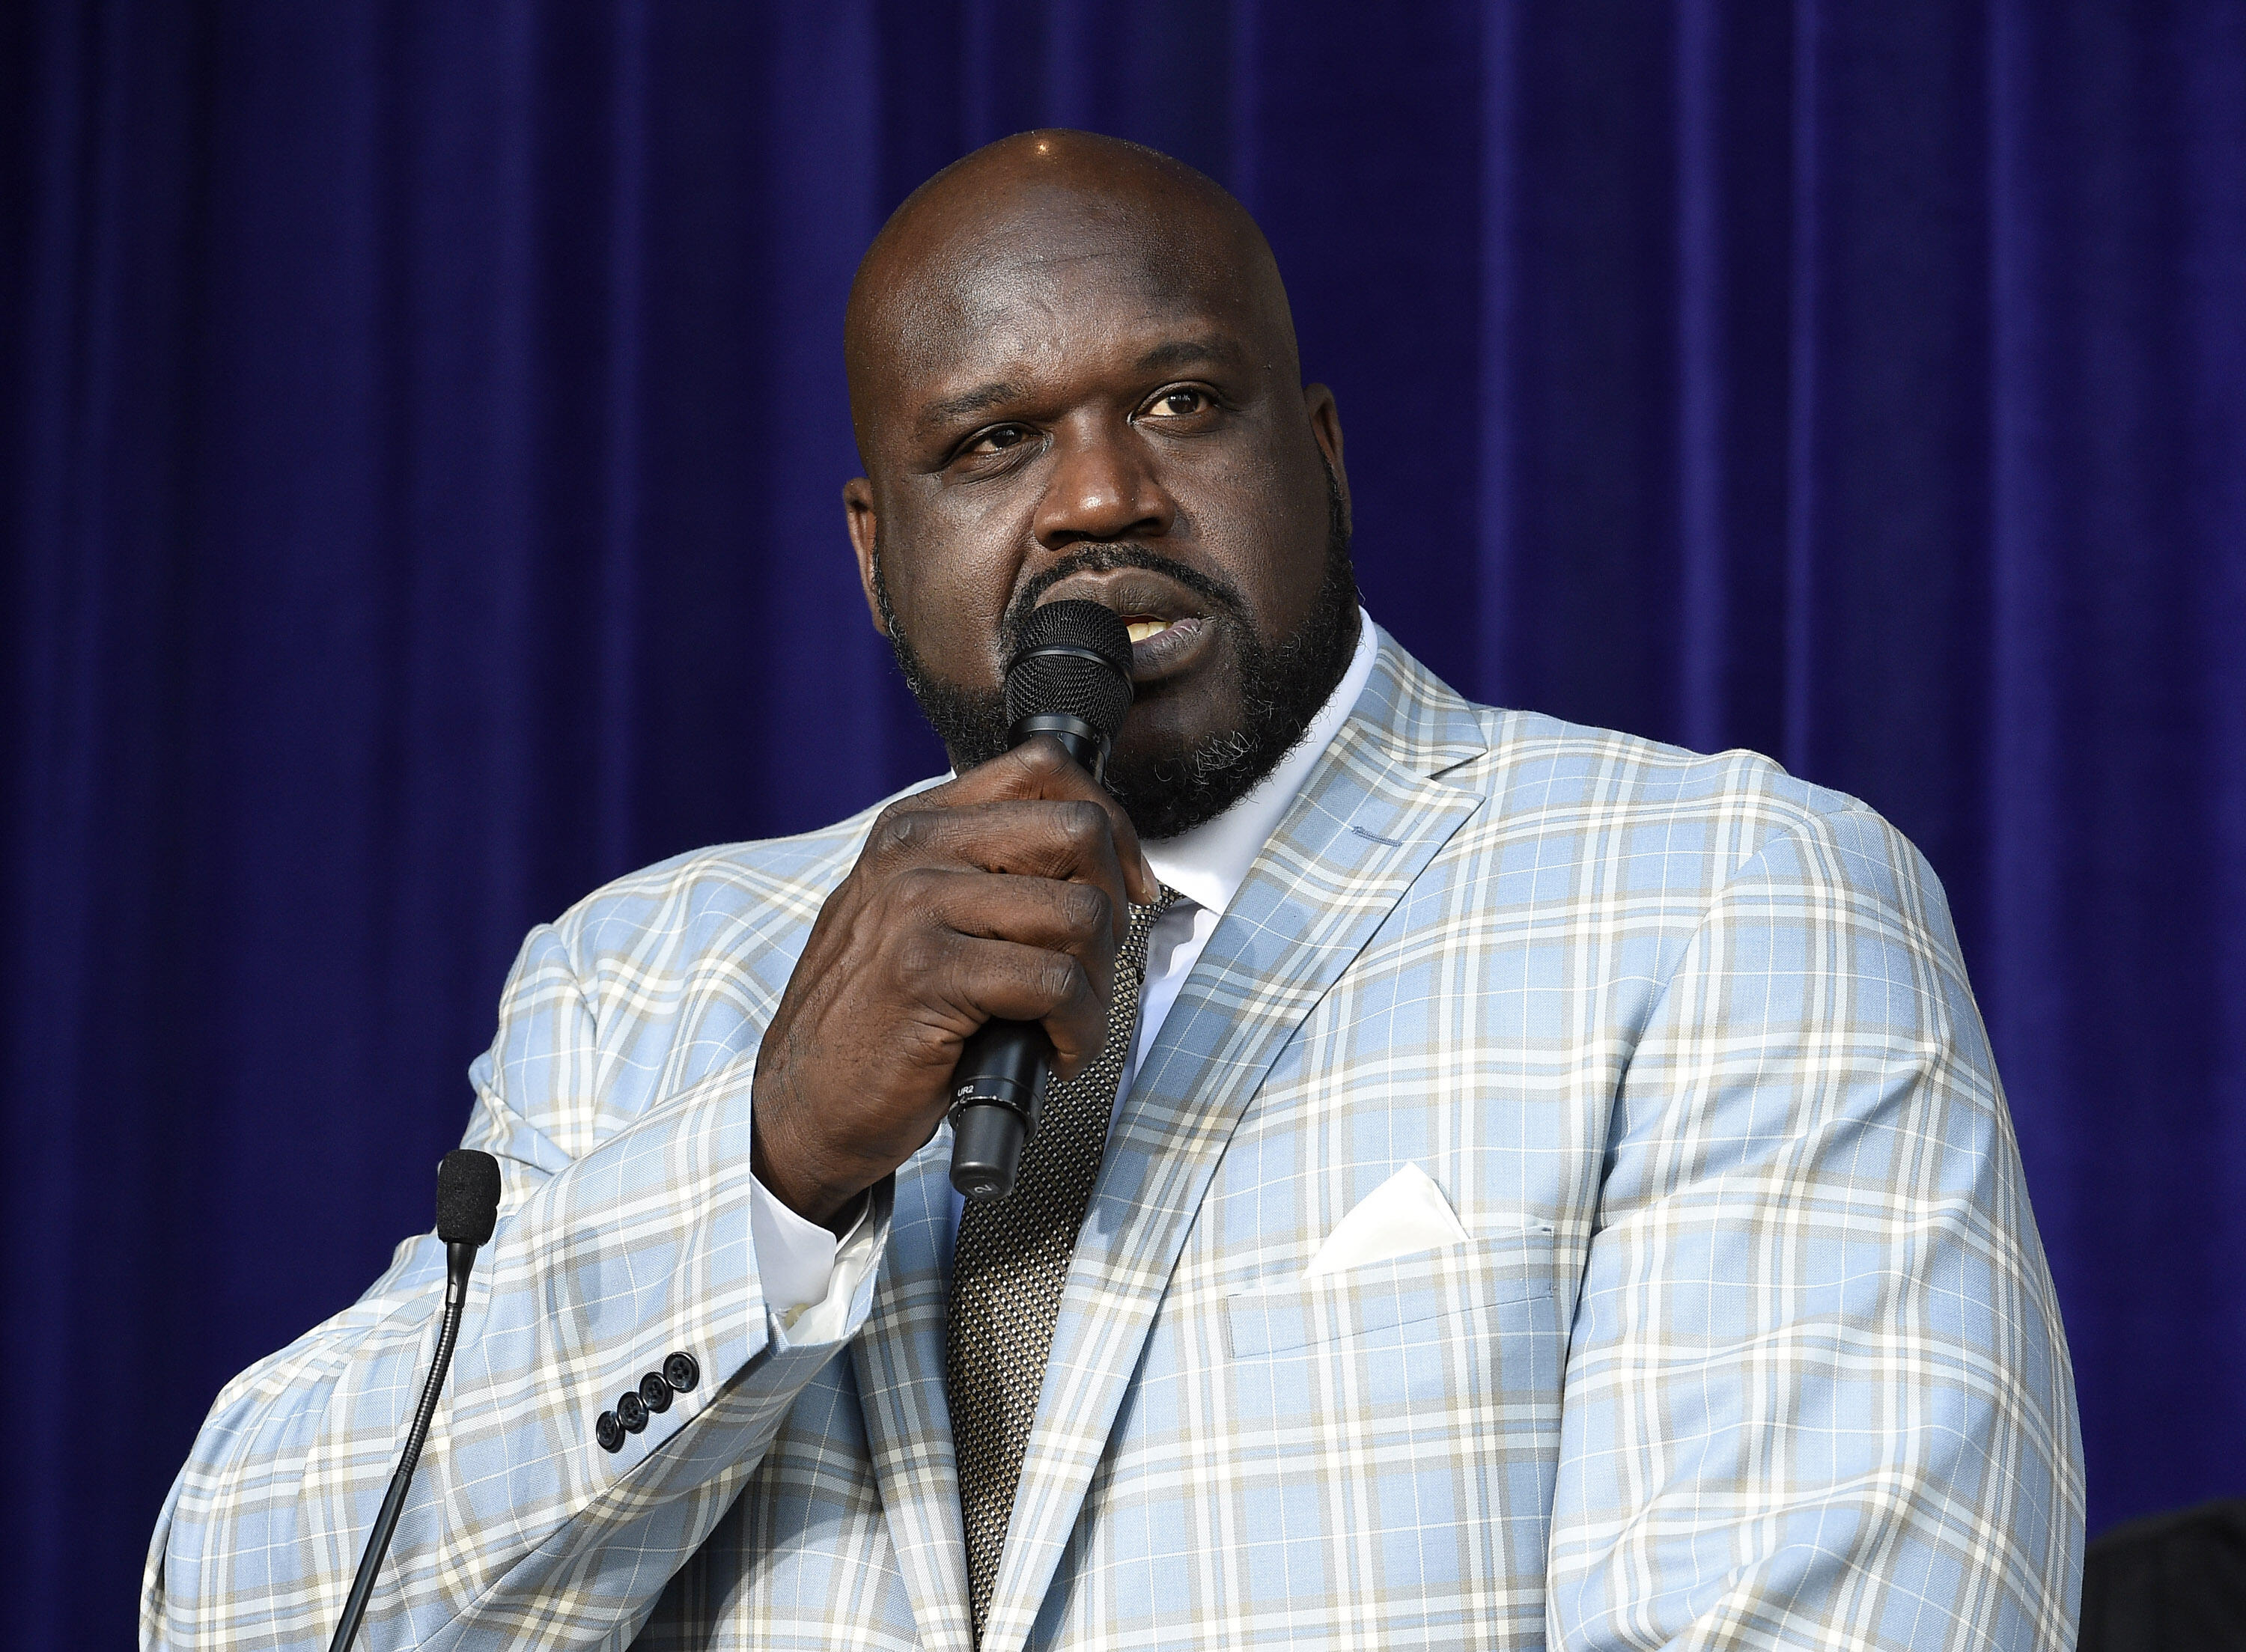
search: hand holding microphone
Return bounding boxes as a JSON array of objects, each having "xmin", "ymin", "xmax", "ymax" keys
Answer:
[
  {"xmin": 945, "ymin": 601, "xmax": 1136, "ymax": 1199},
  {"xmin": 749, "ymin": 601, "xmax": 1151, "ymax": 1227}
]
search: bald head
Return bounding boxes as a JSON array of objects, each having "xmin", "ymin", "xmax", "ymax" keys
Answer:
[{"xmin": 844, "ymin": 131, "xmax": 1301, "ymax": 460}]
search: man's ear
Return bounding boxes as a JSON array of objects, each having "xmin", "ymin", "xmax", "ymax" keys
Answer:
[
  {"xmin": 842, "ymin": 477, "xmax": 886, "ymax": 634},
  {"xmin": 1303, "ymin": 383, "xmax": 1351, "ymax": 536}
]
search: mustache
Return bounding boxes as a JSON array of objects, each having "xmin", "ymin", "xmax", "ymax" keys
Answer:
[{"xmin": 1002, "ymin": 544, "xmax": 1252, "ymax": 654}]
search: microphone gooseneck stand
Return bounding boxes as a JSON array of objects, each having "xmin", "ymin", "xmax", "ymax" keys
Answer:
[{"xmin": 328, "ymin": 1148, "xmax": 502, "ymax": 1652}]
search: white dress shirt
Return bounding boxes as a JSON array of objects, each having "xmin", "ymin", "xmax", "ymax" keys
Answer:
[{"xmin": 750, "ymin": 611, "xmax": 1381, "ymax": 1337}]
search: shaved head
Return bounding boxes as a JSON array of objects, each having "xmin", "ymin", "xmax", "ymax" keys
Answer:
[
  {"xmin": 839, "ymin": 129, "xmax": 1358, "ymax": 838},
  {"xmin": 846, "ymin": 132, "xmax": 1303, "ymax": 461}
]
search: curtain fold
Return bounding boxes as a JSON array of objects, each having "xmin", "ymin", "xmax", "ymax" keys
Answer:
[{"xmin": 4, "ymin": 2, "xmax": 2241, "ymax": 1640}]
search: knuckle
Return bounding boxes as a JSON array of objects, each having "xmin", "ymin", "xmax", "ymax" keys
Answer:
[
  {"xmin": 1062, "ymin": 882, "xmax": 1112, "ymax": 937},
  {"xmin": 874, "ymin": 807, "xmax": 928, "ymax": 857},
  {"xmin": 1057, "ymin": 799, "xmax": 1108, "ymax": 850},
  {"xmin": 890, "ymin": 930, "xmax": 949, "ymax": 990},
  {"xmin": 1041, "ymin": 954, "xmax": 1090, "ymax": 1005},
  {"xmin": 889, "ymin": 864, "xmax": 943, "ymax": 910}
]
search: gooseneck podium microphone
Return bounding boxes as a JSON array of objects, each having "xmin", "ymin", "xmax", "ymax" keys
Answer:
[
  {"xmin": 949, "ymin": 600, "xmax": 1136, "ymax": 1203},
  {"xmin": 328, "ymin": 1149, "xmax": 503, "ymax": 1652}
]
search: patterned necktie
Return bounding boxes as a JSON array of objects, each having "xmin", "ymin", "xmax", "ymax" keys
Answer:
[{"xmin": 947, "ymin": 887, "xmax": 1177, "ymax": 1642}]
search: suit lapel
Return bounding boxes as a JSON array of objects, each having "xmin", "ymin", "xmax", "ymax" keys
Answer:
[
  {"xmin": 976, "ymin": 638, "xmax": 1488, "ymax": 1652},
  {"xmin": 850, "ymin": 1132, "xmax": 974, "ymax": 1652}
]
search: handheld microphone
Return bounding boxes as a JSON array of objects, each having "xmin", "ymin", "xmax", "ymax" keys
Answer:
[
  {"xmin": 948, "ymin": 600, "xmax": 1136, "ymax": 1203},
  {"xmin": 328, "ymin": 1149, "xmax": 503, "ymax": 1652}
]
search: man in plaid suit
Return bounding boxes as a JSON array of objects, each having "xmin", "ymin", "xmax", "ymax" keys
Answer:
[{"xmin": 146, "ymin": 132, "xmax": 2082, "ymax": 1650}]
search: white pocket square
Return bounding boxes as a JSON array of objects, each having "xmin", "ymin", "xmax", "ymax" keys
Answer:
[{"xmin": 1303, "ymin": 1163, "xmax": 1470, "ymax": 1278}]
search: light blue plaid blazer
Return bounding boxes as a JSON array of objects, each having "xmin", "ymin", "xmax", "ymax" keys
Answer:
[{"xmin": 145, "ymin": 632, "xmax": 2084, "ymax": 1650}]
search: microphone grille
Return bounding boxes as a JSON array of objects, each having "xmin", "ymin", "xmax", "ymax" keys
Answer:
[
  {"xmin": 436, "ymin": 1149, "xmax": 502, "ymax": 1246},
  {"xmin": 1005, "ymin": 600, "xmax": 1135, "ymax": 738}
]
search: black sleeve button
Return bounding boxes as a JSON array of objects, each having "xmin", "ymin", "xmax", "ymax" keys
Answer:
[
  {"xmin": 616, "ymin": 1390, "xmax": 648, "ymax": 1433},
  {"xmin": 663, "ymin": 1350, "xmax": 700, "ymax": 1392},
  {"xmin": 639, "ymin": 1370, "xmax": 673, "ymax": 1413},
  {"xmin": 594, "ymin": 1410, "xmax": 625, "ymax": 1453}
]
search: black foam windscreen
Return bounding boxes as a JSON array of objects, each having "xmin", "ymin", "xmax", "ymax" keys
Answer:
[
  {"xmin": 436, "ymin": 1149, "xmax": 503, "ymax": 1245},
  {"xmin": 1005, "ymin": 600, "xmax": 1135, "ymax": 737}
]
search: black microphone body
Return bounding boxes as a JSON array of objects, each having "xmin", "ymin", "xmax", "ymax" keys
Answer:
[
  {"xmin": 949, "ymin": 603, "xmax": 1136, "ymax": 1203},
  {"xmin": 328, "ymin": 1149, "xmax": 502, "ymax": 1652}
]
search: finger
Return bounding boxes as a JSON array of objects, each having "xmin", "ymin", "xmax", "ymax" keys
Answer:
[
  {"xmin": 909, "ymin": 933, "xmax": 1110, "ymax": 1076},
  {"xmin": 943, "ymin": 737, "xmax": 1158, "ymax": 904},
  {"xmin": 868, "ymin": 799, "xmax": 1137, "ymax": 942},
  {"xmin": 895, "ymin": 869, "xmax": 1119, "ymax": 982}
]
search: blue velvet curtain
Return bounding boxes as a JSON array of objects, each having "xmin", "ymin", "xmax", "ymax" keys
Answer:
[{"xmin": 6, "ymin": 2, "xmax": 2242, "ymax": 1642}]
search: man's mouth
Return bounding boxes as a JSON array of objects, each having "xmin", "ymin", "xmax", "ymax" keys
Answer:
[
  {"xmin": 1022, "ymin": 566, "xmax": 1226, "ymax": 684},
  {"xmin": 1118, "ymin": 613, "xmax": 1208, "ymax": 680}
]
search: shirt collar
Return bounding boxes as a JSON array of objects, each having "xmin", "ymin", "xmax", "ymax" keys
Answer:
[{"xmin": 1143, "ymin": 608, "xmax": 1381, "ymax": 918}]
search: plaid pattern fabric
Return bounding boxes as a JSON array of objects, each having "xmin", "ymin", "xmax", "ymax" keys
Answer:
[{"xmin": 144, "ymin": 630, "xmax": 2083, "ymax": 1651}]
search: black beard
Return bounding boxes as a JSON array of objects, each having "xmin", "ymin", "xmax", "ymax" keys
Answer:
[{"xmin": 874, "ymin": 468, "xmax": 1361, "ymax": 841}]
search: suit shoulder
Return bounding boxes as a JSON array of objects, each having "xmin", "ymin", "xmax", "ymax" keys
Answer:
[
  {"xmin": 1475, "ymin": 705, "xmax": 1851, "ymax": 825},
  {"xmin": 1365, "ymin": 638, "xmax": 1926, "ymax": 895},
  {"xmin": 1416, "ymin": 702, "xmax": 1962, "ymax": 981},
  {"xmin": 1372, "ymin": 638, "xmax": 1868, "ymax": 855},
  {"xmin": 1441, "ymin": 701, "xmax": 1926, "ymax": 886}
]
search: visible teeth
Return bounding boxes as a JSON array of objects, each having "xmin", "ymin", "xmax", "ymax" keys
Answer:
[{"xmin": 1125, "ymin": 619, "xmax": 1168, "ymax": 643}]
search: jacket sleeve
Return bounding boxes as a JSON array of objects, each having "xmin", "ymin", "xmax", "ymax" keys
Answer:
[
  {"xmin": 1544, "ymin": 801, "xmax": 2084, "ymax": 1651},
  {"xmin": 141, "ymin": 916, "xmax": 890, "ymax": 1650}
]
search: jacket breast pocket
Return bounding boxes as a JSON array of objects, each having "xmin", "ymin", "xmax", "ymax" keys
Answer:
[
  {"xmin": 1211, "ymin": 1234, "xmax": 1563, "ymax": 1439},
  {"xmin": 1221, "ymin": 1234, "xmax": 1555, "ymax": 1359}
]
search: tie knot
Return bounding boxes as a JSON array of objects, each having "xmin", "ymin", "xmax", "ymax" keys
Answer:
[{"xmin": 1119, "ymin": 884, "xmax": 1181, "ymax": 976}]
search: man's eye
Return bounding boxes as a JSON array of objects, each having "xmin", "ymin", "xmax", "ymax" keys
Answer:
[
  {"xmin": 1142, "ymin": 388, "xmax": 1212, "ymax": 420},
  {"xmin": 964, "ymin": 425, "xmax": 1031, "ymax": 457}
]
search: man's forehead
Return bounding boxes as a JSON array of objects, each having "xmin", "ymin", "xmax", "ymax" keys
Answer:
[
  {"xmin": 862, "ymin": 200, "xmax": 1257, "ymax": 384},
  {"xmin": 846, "ymin": 141, "xmax": 1298, "ymax": 441}
]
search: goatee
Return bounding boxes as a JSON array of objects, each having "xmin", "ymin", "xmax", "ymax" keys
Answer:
[{"xmin": 874, "ymin": 467, "xmax": 1361, "ymax": 841}]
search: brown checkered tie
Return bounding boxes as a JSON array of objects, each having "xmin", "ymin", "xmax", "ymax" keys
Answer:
[{"xmin": 946, "ymin": 888, "xmax": 1177, "ymax": 1642}]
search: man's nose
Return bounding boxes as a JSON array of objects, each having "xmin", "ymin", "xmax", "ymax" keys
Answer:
[{"xmin": 1031, "ymin": 415, "xmax": 1175, "ymax": 549}]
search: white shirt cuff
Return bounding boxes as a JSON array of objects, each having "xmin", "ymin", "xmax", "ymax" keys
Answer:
[{"xmin": 749, "ymin": 1171, "xmax": 879, "ymax": 1344}]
